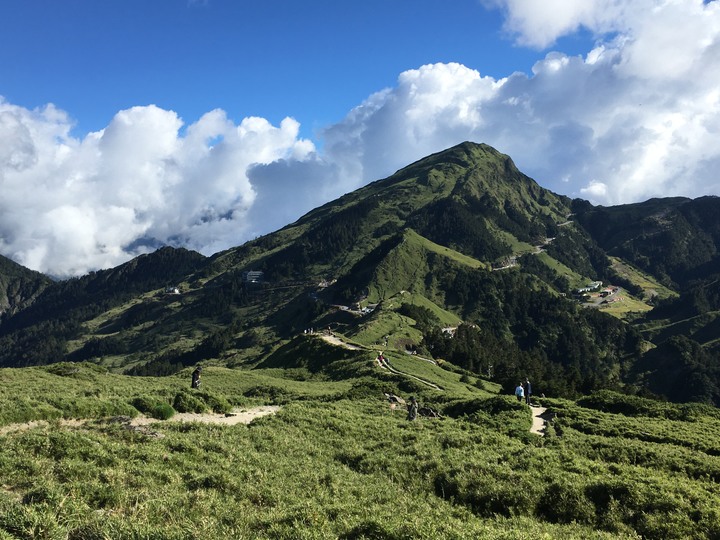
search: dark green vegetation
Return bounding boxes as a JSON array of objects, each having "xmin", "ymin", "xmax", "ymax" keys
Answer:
[
  {"xmin": 0, "ymin": 254, "xmax": 51, "ymax": 320},
  {"xmin": 2, "ymin": 141, "xmax": 720, "ymax": 537}
]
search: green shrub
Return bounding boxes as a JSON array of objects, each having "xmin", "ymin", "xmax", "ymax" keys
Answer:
[
  {"xmin": 151, "ymin": 402, "xmax": 175, "ymax": 420},
  {"xmin": 45, "ymin": 362, "xmax": 108, "ymax": 379},
  {"xmin": 585, "ymin": 479, "xmax": 636, "ymax": 532},
  {"xmin": 433, "ymin": 469, "xmax": 538, "ymax": 518},
  {"xmin": 197, "ymin": 391, "xmax": 233, "ymax": 414},
  {"xmin": 173, "ymin": 391, "xmax": 207, "ymax": 413},
  {"xmin": 0, "ymin": 398, "xmax": 62, "ymax": 425},
  {"xmin": 576, "ymin": 390, "xmax": 720, "ymax": 421},
  {"xmin": 131, "ymin": 396, "xmax": 175, "ymax": 420},
  {"xmin": 537, "ymin": 479, "xmax": 596, "ymax": 525},
  {"xmin": 442, "ymin": 396, "xmax": 523, "ymax": 418},
  {"xmin": 243, "ymin": 384, "xmax": 295, "ymax": 403},
  {"xmin": 343, "ymin": 378, "xmax": 393, "ymax": 400},
  {"xmin": 47, "ymin": 397, "xmax": 138, "ymax": 419},
  {"xmin": 338, "ymin": 521, "xmax": 405, "ymax": 540}
]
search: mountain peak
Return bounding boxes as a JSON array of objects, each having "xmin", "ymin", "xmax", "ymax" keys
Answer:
[{"xmin": 394, "ymin": 141, "xmax": 511, "ymax": 177}]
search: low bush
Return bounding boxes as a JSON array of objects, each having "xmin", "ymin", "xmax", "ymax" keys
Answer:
[
  {"xmin": 342, "ymin": 377, "xmax": 396, "ymax": 400},
  {"xmin": 197, "ymin": 391, "xmax": 233, "ymax": 414},
  {"xmin": 173, "ymin": 391, "xmax": 206, "ymax": 413},
  {"xmin": 442, "ymin": 396, "xmax": 524, "ymax": 418},
  {"xmin": 537, "ymin": 479, "xmax": 596, "ymax": 525},
  {"xmin": 433, "ymin": 468, "xmax": 539, "ymax": 518},
  {"xmin": 577, "ymin": 390, "xmax": 720, "ymax": 421},
  {"xmin": 243, "ymin": 384, "xmax": 296, "ymax": 404},
  {"xmin": 0, "ymin": 399, "xmax": 62, "ymax": 425},
  {"xmin": 131, "ymin": 396, "xmax": 175, "ymax": 420}
]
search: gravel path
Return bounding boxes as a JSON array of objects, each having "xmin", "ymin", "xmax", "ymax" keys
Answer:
[
  {"xmin": 0, "ymin": 406, "xmax": 280, "ymax": 436},
  {"xmin": 529, "ymin": 405, "xmax": 548, "ymax": 435}
]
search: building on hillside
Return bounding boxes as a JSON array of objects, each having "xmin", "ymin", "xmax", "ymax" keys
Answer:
[{"xmin": 577, "ymin": 281, "xmax": 602, "ymax": 294}]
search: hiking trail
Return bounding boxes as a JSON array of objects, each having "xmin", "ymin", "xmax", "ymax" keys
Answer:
[
  {"xmin": 529, "ymin": 405, "xmax": 549, "ymax": 435},
  {"xmin": 318, "ymin": 333, "xmax": 441, "ymax": 389},
  {"xmin": 319, "ymin": 333, "xmax": 550, "ymax": 429},
  {"xmin": 0, "ymin": 406, "xmax": 280, "ymax": 436}
]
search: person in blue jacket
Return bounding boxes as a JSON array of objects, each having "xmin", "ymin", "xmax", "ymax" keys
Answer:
[{"xmin": 514, "ymin": 382, "xmax": 524, "ymax": 402}]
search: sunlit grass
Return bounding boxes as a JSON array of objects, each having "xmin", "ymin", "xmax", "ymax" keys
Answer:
[
  {"xmin": 609, "ymin": 256, "xmax": 678, "ymax": 301},
  {"xmin": 1, "ymin": 363, "xmax": 719, "ymax": 538}
]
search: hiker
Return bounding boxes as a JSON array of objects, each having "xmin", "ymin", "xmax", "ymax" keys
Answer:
[
  {"xmin": 514, "ymin": 382, "xmax": 524, "ymax": 402},
  {"xmin": 523, "ymin": 378, "xmax": 532, "ymax": 405},
  {"xmin": 376, "ymin": 352, "xmax": 388, "ymax": 368},
  {"xmin": 407, "ymin": 396, "xmax": 418, "ymax": 421},
  {"xmin": 191, "ymin": 366, "xmax": 202, "ymax": 389}
]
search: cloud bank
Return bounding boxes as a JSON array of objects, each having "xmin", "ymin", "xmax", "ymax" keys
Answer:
[
  {"xmin": 0, "ymin": 101, "xmax": 315, "ymax": 275},
  {"xmin": 2, "ymin": 0, "xmax": 720, "ymax": 276}
]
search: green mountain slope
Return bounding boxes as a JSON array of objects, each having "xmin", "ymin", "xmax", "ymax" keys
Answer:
[
  {"xmin": 574, "ymin": 196, "xmax": 720, "ymax": 288},
  {"xmin": 1, "ymin": 142, "xmax": 719, "ymax": 405},
  {"xmin": 0, "ymin": 254, "xmax": 51, "ymax": 320}
]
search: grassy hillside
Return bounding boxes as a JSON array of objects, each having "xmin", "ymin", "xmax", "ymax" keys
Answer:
[
  {"xmin": 1, "ymin": 361, "xmax": 719, "ymax": 539},
  {"xmin": 608, "ymin": 256, "xmax": 677, "ymax": 303}
]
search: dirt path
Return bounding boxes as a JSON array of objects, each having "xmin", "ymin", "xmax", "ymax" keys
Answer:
[
  {"xmin": 529, "ymin": 405, "xmax": 548, "ymax": 436},
  {"xmin": 319, "ymin": 333, "xmax": 363, "ymax": 350},
  {"xmin": 319, "ymin": 333, "xmax": 442, "ymax": 390},
  {"xmin": 377, "ymin": 358, "xmax": 442, "ymax": 390},
  {"xmin": 131, "ymin": 405, "xmax": 281, "ymax": 427},
  {"xmin": 0, "ymin": 406, "xmax": 280, "ymax": 436}
]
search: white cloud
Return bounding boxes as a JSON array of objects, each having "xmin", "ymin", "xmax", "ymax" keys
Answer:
[
  {"xmin": 481, "ymin": 0, "xmax": 628, "ymax": 48},
  {"xmin": 0, "ymin": 99, "xmax": 314, "ymax": 276},
  {"xmin": 2, "ymin": 0, "xmax": 720, "ymax": 276}
]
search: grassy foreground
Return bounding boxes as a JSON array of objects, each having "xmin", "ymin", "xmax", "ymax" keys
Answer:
[{"xmin": 1, "ymin": 355, "xmax": 720, "ymax": 539}]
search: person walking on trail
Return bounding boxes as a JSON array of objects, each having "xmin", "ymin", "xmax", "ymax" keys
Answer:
[
  {"xmin": 523, "ymin": 378, "xmax": 532, "ymax": 405},
  {"xmin": 191, "ymin": 366, "xmax": 202, "ymax": 389},
  {"xmin": 514, "ymin": 382, "xmax": 524, "ymax": 403},
  {"xmin": 407, "ymin": 396, "xmax": 418, "ymax": 421},
  {"xmin": 376, "ymin": 352, "xmax": 387, "ymax": 368}
]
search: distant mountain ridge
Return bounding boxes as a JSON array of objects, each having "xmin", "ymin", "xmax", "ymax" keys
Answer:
[
  {"xmin": 0, "ymin": 254, "xmax": 51, "ymax": 320},
  {"xmin": 1, "ymin": 142, "xmax": 719, "ymax": 404},
  {"xmin": 574, "ymin": 195, "xmax": 720, "ymax": 288}
]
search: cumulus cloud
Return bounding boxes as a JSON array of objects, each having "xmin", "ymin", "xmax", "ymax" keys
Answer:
[
  {"xmin": 0, "ymin": 99, "xmax": 315, "ymax": 276},
  {"xmin": 2, "ymin": 0, "xmax": 720, "ymax": 277},
  {"xmin": 483, "ymin": 0, "xmax": 631, "ymax": 48}
]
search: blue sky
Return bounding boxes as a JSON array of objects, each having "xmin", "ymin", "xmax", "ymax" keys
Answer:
[
  {"xmin": 2, "ymin": 0, "xmax": 585, "ymax": 135},
  {"xmin": 1, "ymin": 0, "xmax": 719, "ymax": 276}
]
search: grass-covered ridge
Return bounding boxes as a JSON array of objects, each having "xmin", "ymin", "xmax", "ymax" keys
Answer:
[{"xmin": 1, "ymin": 361, "xmax": 720, "ymax": 539}]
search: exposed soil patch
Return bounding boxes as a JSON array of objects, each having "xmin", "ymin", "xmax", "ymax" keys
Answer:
[
  {"xmin": 0, "ymin": 406, "xmax": 280, "ymax": 436},
  {"xmin": 530, "ymin": 405, "xmax": 548, "ymax": 436},
  {"xmin": 320, "ymin": 333, "xmax": 363, "ymax": 350}
]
